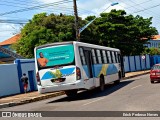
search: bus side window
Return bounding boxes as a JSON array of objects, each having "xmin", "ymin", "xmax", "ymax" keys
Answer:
[
  {"xmin": 105, "ymin": 50, "xmax": 109, "ymax": 63},
  {"xmin": 115, "ymin": 52, "xmax": 118, "ymax": 63},
  {"xmin": 112, "ymin": 51, "xmax": 116, "ymax": 63},
  {"xmin": 102, "ymin": 50, "xmax": 107, "ymax": 63},
  {"xmin": 79, "ymin": 48, "xmax": 86, "ymax": 65},
  {"xmin": 91, "ymin": 49, "xmax": 97, "ymax": 64},
  {"xmin": 110, "ymin": 51, "xmax": 113, "ymax": 63},
  {"xmin": 107, "ymin": 51, "xmax": 112, "ymax": 63},
  {"xmin": 96, "ymin": 50, "xmax": 102, "ymax": 64},
  {"xmin": 118, "ymin": 54, "xmax": 121, "ymax": 63}
]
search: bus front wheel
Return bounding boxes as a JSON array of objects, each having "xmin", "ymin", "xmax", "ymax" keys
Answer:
[{"xmin": 65, "ymin": 90, "xmax": 78, "ymax": 97}]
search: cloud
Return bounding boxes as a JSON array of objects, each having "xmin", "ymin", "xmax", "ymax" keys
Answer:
[
  {"xmin": 0, "ymin": 23, "xmax": 20, "ymax": 42},
  {"xmin": 37, "ymin": 0, "xmax": 60, "ymax": 4},
  {"xmin": 79, "ymin": 1, "xmax": 126, "ymax": 19},
  {"xmin": 35, "ymin": 0, "xmax": 126, "ymax": 19}
]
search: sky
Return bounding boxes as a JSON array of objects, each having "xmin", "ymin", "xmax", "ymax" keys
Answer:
[{"xmin": 0, "ymin": 0, "xmax": 160, "ymax": 42}]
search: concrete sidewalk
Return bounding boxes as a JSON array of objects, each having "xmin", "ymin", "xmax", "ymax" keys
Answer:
[{"xmin": 0, "ymin": 70, "xmax": 150, "ymax": 109}]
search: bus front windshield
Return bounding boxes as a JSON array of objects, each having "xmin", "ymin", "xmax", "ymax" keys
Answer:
[{"xmin": 36, "ymin": 44, "xmax": 75, "ymax": 69}]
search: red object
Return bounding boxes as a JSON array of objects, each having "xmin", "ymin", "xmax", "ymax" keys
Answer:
[
  {"xmin": 76, "ymin": 67, "xmax": 81, "ymax": 80},
  {"xmin": 150, "ymin": 64, "xmax": 160, "ymax": 83},
  {"xmin": 23, "ymin": 83, "xmax": 28, "ymax": 89},
  {"xmin": 36, "ymin": 72, "xmax": 41, "ymax": 85}
]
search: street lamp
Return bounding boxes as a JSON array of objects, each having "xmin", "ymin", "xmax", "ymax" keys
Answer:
[{"xmin": 78, "ymin": 2, "xmax": 119, "ymax": 41}]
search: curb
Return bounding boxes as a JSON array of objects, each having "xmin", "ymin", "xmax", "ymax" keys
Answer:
[
  {"xmin": 122, "ymin": 71, "xmax": 150, "ymax": 80},
  {"xmin": 0, "ymin": 72, "xmax": 150, "ymax": 109},
  {"xmin": 0, "ymin": 91, "xmax": 65, "ymax": 109}
]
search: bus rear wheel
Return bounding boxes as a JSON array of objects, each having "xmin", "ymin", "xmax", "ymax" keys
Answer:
[
  {"xmin": 114, "ymin": 72, "xmax": 121, "ymax": 85},
  {"xmin": 99, "ymin": 77, "xmax": 105, "ymax": 92},
  {"xmin": 65, "ymin": 90, "xmax": 78, "ymax": 97}
]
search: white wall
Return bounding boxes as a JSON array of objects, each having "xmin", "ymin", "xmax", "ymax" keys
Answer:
[
  {"xmin": 0, "ymin": 59, "xmax": 37, "ymax": 97},
  {"xmin": 0, "ymin": 64, "xmax": 20, "ymax": 97},
  {"xmin": 19, "ymin": 59, "xmax": 37, "ymax": 91}
]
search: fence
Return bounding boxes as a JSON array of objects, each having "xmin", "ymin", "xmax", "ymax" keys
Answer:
[
  {"xmin": 123, "ymin": 55, "xmax": 160, "ymax": 72},
  {"xmin": 150, "ymin": 55, "xmax": 160, "ymax": 67},
  {"xmin": 1, "ymin": 55, "xmax": 160, "ymax": 97},
  {"xmin": 0, "ymin": 59, "xmax": 37, "ymax": 97},
  {"xmin": 123, "ymin": 55, "xmax": 151, "ymax": 72}
]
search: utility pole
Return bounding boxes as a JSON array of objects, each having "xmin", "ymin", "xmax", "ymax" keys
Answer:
[{"xmin": 73, "ymin": 0, "xmax": 79, "ymax": 41}]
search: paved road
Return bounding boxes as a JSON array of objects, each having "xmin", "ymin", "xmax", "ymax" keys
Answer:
[{"xmin": 1, "ymin": 74, "xmax": 160, "ymax": 120}]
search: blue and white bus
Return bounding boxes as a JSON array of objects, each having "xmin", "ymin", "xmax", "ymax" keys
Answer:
[{"xmin": 34, "ymin": 41, "xmax": 125, "ymax": 97}]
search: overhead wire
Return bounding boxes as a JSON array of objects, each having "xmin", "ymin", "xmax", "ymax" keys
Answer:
[
  {"xmin": 0, "ymin": 0, "xmax": 73, "ymax": 16},
  {"xmin": 126, "ymin": 0, "xmax": 160, "ymax": 28},
  {"xmin": 109, "ymin": 0, "xmax": 160, "ymax": 26}
]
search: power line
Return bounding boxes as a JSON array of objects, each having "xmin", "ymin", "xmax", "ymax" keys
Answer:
[
  {"xmin": 131, "ymin": 3, "xmax": 160, "ymax": 14},
  {"xmin": 109, "ymin": 0, "xmax": 160, "ymax": 26},
  {"xmin": 127, "ymin": 0, "xmax": 160, "ymax": 26},
  {"xmin": 0, "ymin": 0, "xmax": 73, "ymax": 16},
  {"xmin": 125, "ymin": 0, "xmax": 153, "ymax": 10},
  {"xmin": 0, "ymin": 0, "xmax": 74, "ymax": 10},
  {"xmin": 0, "ymin": 0, "xmax": 95, "ymax": 21}
]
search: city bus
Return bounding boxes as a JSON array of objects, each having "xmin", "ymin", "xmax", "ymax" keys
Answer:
[{"xmin": 34, "ymin": 41, "xmax": 125, "ymax": 97}]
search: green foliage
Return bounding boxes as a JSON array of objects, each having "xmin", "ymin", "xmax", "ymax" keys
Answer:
[
  {"xmin": 93, "ymin": 9, "xmax": 158, "ymax": 55},
  {"xmin": 13, "ymin": 13, "xmax": 77, "ymax": 58},
  {"xmin": 13, "ymin": 10, "xmax": 158, "ymax": 58},
  {"xmin": 143, "ymin": 47, "xmax": 160, "ymax": 55}
]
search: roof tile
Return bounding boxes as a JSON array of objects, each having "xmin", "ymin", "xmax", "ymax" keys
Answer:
[
  {"xmin": 0, "ymin": 34, "xmax": 20, "ymax": 46},
  {"xmin": 151, "ymin": 35, "xmax": 160, "ymax": 40}
]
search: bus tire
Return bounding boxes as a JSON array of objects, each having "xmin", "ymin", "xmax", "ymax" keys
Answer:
[
  {"xmin": 114, "ymin": 72, "xmax": 121, "ymax": 85},
  {"xmin": 99, "ymin": 76, "xmax": 105, "ymax": 92},
  {"xmin": 65, "ymin": 90, "xmax": 77, "ymax": 97}
]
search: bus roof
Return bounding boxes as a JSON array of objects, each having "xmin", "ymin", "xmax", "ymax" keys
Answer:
[
  {"xmin": 74, "ymin": 41, "xmax": 120, "ymax": 52},
  {"xmin": 35, "ymin": 41, "xmax": 120, "ymax": 52}
]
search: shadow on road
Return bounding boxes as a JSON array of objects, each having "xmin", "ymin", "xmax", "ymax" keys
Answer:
[{"xmin": 47, "ymin": 79, "xmax": 135, "ymax": 103}]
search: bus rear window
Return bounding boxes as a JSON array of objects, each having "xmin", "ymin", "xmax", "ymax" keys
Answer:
[{"xmin": 36, "ymin": 44, "xmax": 74, "ymax": 68}]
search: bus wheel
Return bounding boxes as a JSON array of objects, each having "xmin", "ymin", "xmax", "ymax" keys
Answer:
[
  {"xmin": 114, "ymin": 79, "xmax": 120, "ymax": 85},
  {"xmin": 99, "ymin": 77, "xmax": 105, "ymax": 92},
  {"xmin": 114, "ymin": 72, "xmax": 121, "ymax": 85},
  {"xmin": 65, "ymin": 90, "xmax": 78, "ymax": 97}
]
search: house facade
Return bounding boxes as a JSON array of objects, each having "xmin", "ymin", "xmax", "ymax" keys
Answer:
[
  {"xmin": 145, "ymin": 35, "xmax": 160, "ymax": 48},
  {"xmin": 0, "ymin": 34, "xmax": 20, "ymax": 63}
]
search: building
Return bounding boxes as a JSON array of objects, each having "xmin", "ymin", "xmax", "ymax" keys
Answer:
[
  {"xmin": 145, "ymin": 35, "xmax": 160, "ymax": 48},
  {"xmin": 0, "ymin": 34, "xmax": 20, "ymax": 63}
]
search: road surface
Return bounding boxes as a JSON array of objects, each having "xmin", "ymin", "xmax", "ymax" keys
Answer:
[{"xmin": 1, "ymin": 74, "xmax": 160, "ymax": 120}]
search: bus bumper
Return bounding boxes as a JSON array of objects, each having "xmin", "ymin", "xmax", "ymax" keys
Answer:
[{"xmin": 37, "ymin": 80, "xmax": 84, "ymax": 94}]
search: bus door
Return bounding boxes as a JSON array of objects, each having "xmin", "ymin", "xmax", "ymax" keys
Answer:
[
  {"xmin": 118, "ymin": 54, "xmax": 125, "ymax": 77},
  {"xmin": 84, "ymin": 48, "xmax": 95, "ymax": 87}
]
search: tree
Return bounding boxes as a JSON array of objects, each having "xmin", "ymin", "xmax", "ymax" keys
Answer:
[
  {"xmin": 92, "ymin": 9, "xmax": 158, "ymax": 55},
  {"xmin": 13, "ymin": 10, "xmax": 158, "ymax": 58},
  {"xmin": 143, "ymin": 47, "xmax": 160, "ymax": 55},
  {"xmin": 13, "ymin": 13, "xmax": 76, "ymax": 58}
]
